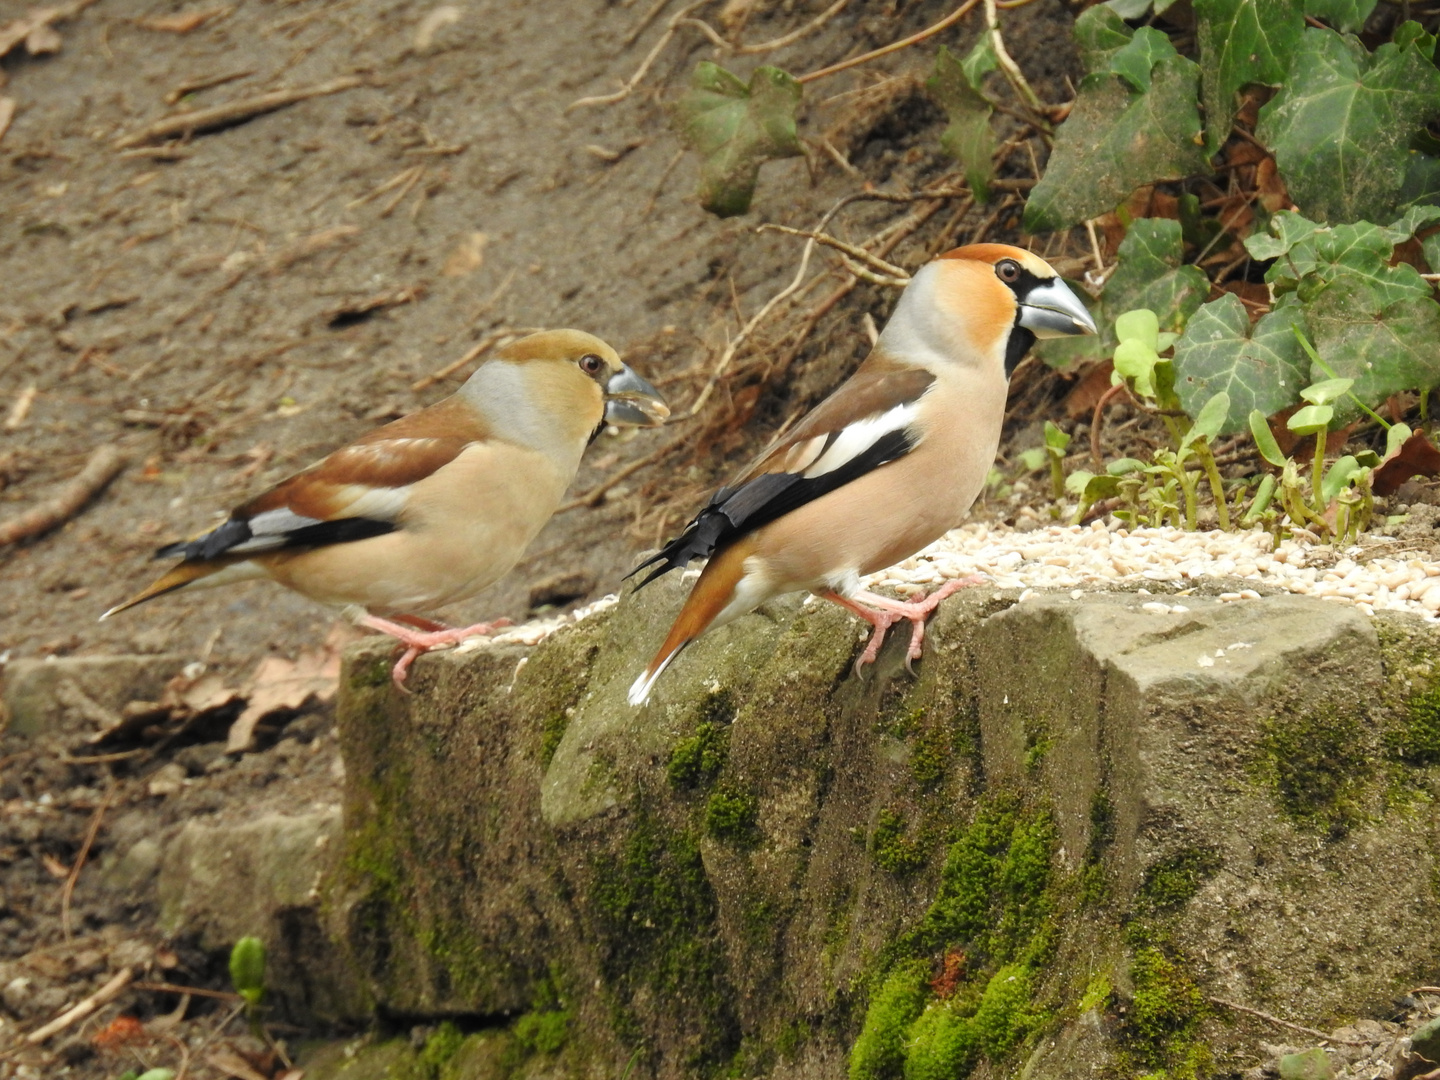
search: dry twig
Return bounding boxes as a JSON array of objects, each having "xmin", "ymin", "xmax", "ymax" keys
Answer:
[
  {"xmin": 569, "ymin": 0, "xmax": 713, "ymax": 110},
  {"xmin": 0, "ymin": 446, "xmax": 126, "ymax": 547},
  {"xmin": 135, "ymin": 981, "xmax": 245, "ymax": 1003},
  {"xmin": 797, "ymin": 0, "xmax": 979, "ymax": 84},
  {"xmin": 115, "ymin": 76, "xmax": 362, "ymax": 148},
  {"xmin": 5, "ymin": 385, "xmax": 36, "ymax": 430},
  {"xmin": 757, "ymin": 224, "xmax": 912, "ymax": 282},
  {"xmin": 736, "ymin": 0, "xmax": 850, "ymax": 53},
  {"xmin": 411, "ymin": 327, "xmax": 538, "ymax": 392},
  {"xmin": 1207, "ymin": 997, "xmax": 1367, "ymax": 1046},
  {"xmin": 164, "ymin": 70, "xmax": 254, "ymax": 105},
  {"xmin": 25, "ymin": 967, "xmax": 133, "ymax": 1044},
  {"xmin": 61, "ymin": 781, "xmax": 116, "ymax": 939}
]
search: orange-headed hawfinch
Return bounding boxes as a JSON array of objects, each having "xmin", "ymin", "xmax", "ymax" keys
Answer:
[
  {"xmin": 104, "ymin": 329, "xmax": 669, "ymax": 685},
  {"xmin": 627, "ymin": 245, "xmax": 1094, "ymax": 704}
]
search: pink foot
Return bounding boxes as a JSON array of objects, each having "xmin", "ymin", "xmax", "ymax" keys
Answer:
[
  {"xmin": 357, "ymin": 614, "xmax": 514, "ymax": 690},
  {"xmin": 820, "ymin": 575, "xmax": 985, "ymax": 676}
]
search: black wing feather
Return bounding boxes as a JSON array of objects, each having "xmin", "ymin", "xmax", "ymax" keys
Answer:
[
  {"xmin": 155, "ymin": 515, "xmax": 396, "ymax": 562},
  {"xmin": 628, "ymin": 426, "xmax": 915, "ymax": 588}
]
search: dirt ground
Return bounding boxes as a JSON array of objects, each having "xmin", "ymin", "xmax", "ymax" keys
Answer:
[
  {"xmin": 0, "ymin": 0, "xmax": 1101, "ymax": 1075},
  {"xmin": 19, "ymin": 1, "xmax": 1440, "ymax": 1078}
]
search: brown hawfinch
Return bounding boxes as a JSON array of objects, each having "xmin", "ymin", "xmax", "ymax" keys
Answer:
[
  {"xmin": 627, "ymin": 245, "xmax": 1095, "ymax": 705},
  {"xmin": 104, "ymin": 330, "xmax": 669, "ymax": 686}
]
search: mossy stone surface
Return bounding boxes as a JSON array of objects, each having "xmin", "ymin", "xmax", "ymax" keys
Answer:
[{"xmin": 318, "ymin": 587, "xmax": 1440, "ymax": 1080}]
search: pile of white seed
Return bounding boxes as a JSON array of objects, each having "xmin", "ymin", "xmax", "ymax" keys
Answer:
[
  {"xmin": 453, "ymin": 521, "xmax": 1440, "ymax": 660},
  {"xmin": 869, "ymin": 520, "xmax": 1440, "ymax": 620}
]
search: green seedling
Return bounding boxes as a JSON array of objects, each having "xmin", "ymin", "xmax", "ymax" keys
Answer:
[
  {"xmin": 230, "ymin": 936, "xmax": 267, "ymax": 1041},
  {"xmin": 1042, "ymin": 421, "xmax": 1070, "ymax": 506}
]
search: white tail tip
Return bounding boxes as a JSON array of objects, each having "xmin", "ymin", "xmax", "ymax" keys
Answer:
[{"xmin": 626, "ymin": 645, "xmax": 687, "ymax": 706}]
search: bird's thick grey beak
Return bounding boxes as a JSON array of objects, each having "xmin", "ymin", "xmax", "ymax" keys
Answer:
[
  {"xmin": 1019, "ymin": 278, "xmax": 1098, "ymax": 338},
  {"xmin": 604, "ymin": 364, "xmax": 670, "ymax": 427}
]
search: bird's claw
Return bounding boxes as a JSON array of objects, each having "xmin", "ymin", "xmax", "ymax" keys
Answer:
[{"xmin": 359, "ymin": 614, "xmax": 513, "ymax": 690}]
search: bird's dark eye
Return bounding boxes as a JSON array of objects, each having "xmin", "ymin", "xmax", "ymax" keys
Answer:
[
  {"xmin": 996, "ymin": 259, "xmax": 1021, "ymax": 284},
  {"xmin": 579, "ymin": 354, "xmax": 605, "ymax": 376}
]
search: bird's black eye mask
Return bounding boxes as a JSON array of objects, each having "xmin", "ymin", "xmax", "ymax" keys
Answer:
[{"xmin": 996, "ymin": 261, "xmax": 1050, "ymax": 378}]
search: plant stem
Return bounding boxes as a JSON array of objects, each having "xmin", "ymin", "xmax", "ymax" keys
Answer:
[
  {"xmin": 797, "ymin": 0, "xmax": 980, "ymax": 83},
  {"xmin": 1311, "ymin": 431, "xmax": 1327, "ymax": 513},
  {"xmin": 1049, "ymin": 454, "xmax": 1065, "ymax": 502},
  {"xmin": 983, "ymin": 0, "xmax": 1047, "ymax": 116},
  {"xmin": 1192, "ymin": 439, "xmax": 1231, "ymax": 530},
  {"xmin": 1291, "ymin": 326, "xmax": 1391, "ymax": 429},
  {"xmin": 1241, "ymin": 474, "xmax": 1277, "ymax": 526}
]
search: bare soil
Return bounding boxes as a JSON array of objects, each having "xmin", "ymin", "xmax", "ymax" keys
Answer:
[{"xmin": 4, "ymin": 0, "xmax": 1320, "ymax": 1076}]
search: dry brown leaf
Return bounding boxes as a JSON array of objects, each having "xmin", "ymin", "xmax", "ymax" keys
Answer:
[
  {"xmin": 1256, "ymin": 156, "xmax": 1289, "ymax": 214},
  {"xmin": 225, "ymin": 625, "xmax": 355, "ymax": 752},
  {"xmin": 0, "ymin": 5, "xmax": 81, "ymax": 58},
  {"xmin": 1063, "ymin": 360, "xmax": 1117, "ymax": 419},
  {"xmin": 25, "ymin": 21, "xmax": 60, "ymax": 51},
  {"xmin": 414, "ymin": 4, "xmax": 462, "ymax": 51},
  {"xmin": 161, "ymin": 671, "xmax": 240, "ymax": 714},
  {"xmin": 137, "ymin": 7, "xmax": 227, "ymax": 33},
  {"xmin": 207, "ymin": 1048, "xmax": 269, "ymax": 1080},
  {"xmin": 1373, "ymin": 430, "xmax": 1440, "ymax": 496},
  {"xmin": 442, "ymin": 231, "xmax": 487, "ymax": 276}
]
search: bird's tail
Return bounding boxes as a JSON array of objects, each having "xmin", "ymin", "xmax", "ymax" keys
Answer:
[
  {"xmin": 627, "ymin": 539, "xmax": 755, "ymax": 706},
  {"xmin": 100, "ymin": 559, "xmax": 248, "ymax": 620}
]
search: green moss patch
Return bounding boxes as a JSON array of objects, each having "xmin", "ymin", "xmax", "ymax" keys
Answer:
[
  {"xmin": 1122, "ymin": 946, "xmax": 1210, "ymax": 1080},
  {"xmin": 589, "ymin": 815, "xmax": 739, "ymax": 1066},
  {"xmin": 511, "ymin": 970, "xmax": 570, "ymax": 1058},
  {"xmin": 850, "ymin": 796, "xmax": 1058, "ymax": 1080},
  {"xmin": 705, "ymin": 786, "xmax": 759, "ymax": 844},
  {"xmin": 1256, "ymin": 710, "xmax": 1370, "ymax": 834},
  {"xmin": 871, "ymin": 809, "xmax": 925, "ymax": 876},
  {"xmin": 1395, "ymin": 685, "xmax": 1440, "ymax": 766},
  {"xmin": 850, "ymin": 961, "xmax": 929, "ymax": 1080},
  {"xmin": 1134, "ymin": 846, "xmax": 1222, "ymax": 917},
  {"xmin": 668, "ymin": 720, "xmax": 728, "ymax": 789}
]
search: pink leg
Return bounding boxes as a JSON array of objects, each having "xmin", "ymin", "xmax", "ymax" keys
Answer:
[
  {"xmin": 818, "ymin": 591, "xmax": 901, "ymax": 674},
  {"xmin": 820, "ymin": 575, "xmax": 985, "ymax": 675},
  {"xmin": 357, "ymin": 614, "xmax": 514, "ymax": 690}
]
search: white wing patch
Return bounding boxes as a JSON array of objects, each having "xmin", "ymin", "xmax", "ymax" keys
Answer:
[
  {"xmin": 328, "ymin": 484, "xmax": 410, "ymax": 521},
  {"xmin": 227, "ymin": 508, "xmax": 323, "ymax": 552},
  {"xmin": 801, "ymin": 402, "xmax": 920, "ymax": 480},
  {"xmin": 229, "ymin": 486, "xmax": 410, "ymax": 553}
]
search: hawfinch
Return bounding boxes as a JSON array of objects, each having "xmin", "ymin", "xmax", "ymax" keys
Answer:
[
  {"xmin": 104, "ymin": 330, "xmax": 669, "ymax": 685},
  {"xmin": 627, "ymin": 245, "xmax": 1095, "ymax": 705}
]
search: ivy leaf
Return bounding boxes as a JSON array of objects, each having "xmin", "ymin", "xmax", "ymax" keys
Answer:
[
  {"xmin": 1074, "ymin": 5, "xmax": 1133, "ymax": 74},
  {"xmin": 1023, "ymin": 57, "xmax": 1208, "ymax": 233},
  {"xmin": 1108, "ymin": 28, "xmax": 1180, "ymax": 92},
  {"xmin": 1255, "ymin": 27, "xmax": 1440, "ymax": 224},
  {"xmin": 928, "ymin": 42, "xmax": 997, "ymax": 203},
  {"xmin": 1249, "ymin": 210, "xmax": 1436, "ymax": 303},
  {"xmin": 1243, "ymin": 207, "xmax": 1321, "ymax": 261},
  {"xmin": 1100, "ymin": 219, "xmax": 1210, "ymax": 332},
  {"xmin": 1036, "ymin": 219, "xmax": 1208, "ymax": 367},
  {"xmin": 1305, "ymin": 277, "xmax": 1440, "ymax": 409},
  {"xmin": 1172, "ymin": 293, "xmax": 1308, "ymax": 433},
  {"xmin": 1303, "ymin": 0, "xmax": 1376, "ymax": 33},
  {"xmin": 1105, "ymin": 0, "xmax": 1155, "ymax": 18},
  {"xmin": 1194, "ymin": 0, "xmax": 1304, "ymax": 153},
  {"xmin": 675, "ymin": 62, "xmax": 802, "ymax": 218},
  {"xmin": 1105, "ymin": 0, "xmax": 1181, "ymax": 16}
]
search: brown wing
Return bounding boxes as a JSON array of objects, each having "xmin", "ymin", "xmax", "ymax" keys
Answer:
[
  {"xmin": 156, "ymin": 396, "xmax": 488, "ymax": 562},
  {"xmin": 733, "ymin": 360, "xmax": 937, "ymax": 485},
  {"xmin": 629, "ymin": 350, "xmax": 935, "ymax": 586}
]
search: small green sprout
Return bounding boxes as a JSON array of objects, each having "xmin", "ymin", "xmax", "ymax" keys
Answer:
[
  {"xmin": 1043, "ymin": 420, "xmax": 1070, "ymax": 504},
  {"xmin": 230, "ymin": 936, "xmax": 266, "ymax": 1008}
]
